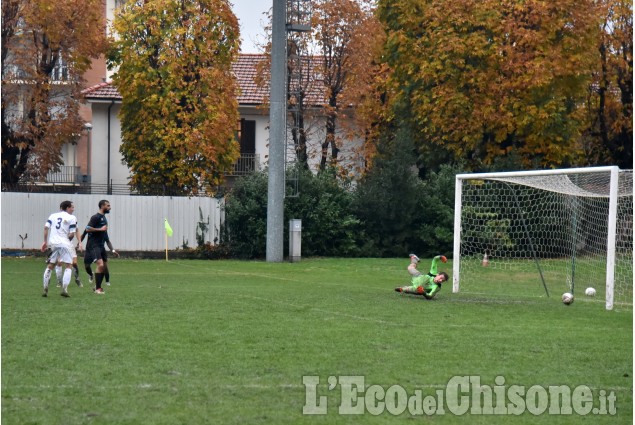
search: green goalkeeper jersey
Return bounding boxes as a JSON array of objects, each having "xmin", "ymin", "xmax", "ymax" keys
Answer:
[{"xmin": 411, "ymin": 255, "xmax": 443, "ymax": 299}]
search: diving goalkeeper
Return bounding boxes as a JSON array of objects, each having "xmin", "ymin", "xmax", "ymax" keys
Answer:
[{"xmin": 395, "ymin": 254, "xmax": 449, "ymax": 299}]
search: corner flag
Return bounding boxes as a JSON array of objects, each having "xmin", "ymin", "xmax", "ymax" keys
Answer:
[{"xmin": 164, "ymin": 218, "xmax": 173, "ymax": 237}]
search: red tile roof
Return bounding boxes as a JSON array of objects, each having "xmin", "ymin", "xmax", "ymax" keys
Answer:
[
  {"xmin": 234, "ymin": 54, "xmax": 269, "ymax": 105},
  {"xmin": 83, "ymin": 54, "xmax": 272, "ymax": 105},
  {"xmin": 82, "ymin": 81, "xmax": 122, "ymax": 100}
]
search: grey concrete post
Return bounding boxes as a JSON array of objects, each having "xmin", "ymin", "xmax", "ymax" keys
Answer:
[
  {"xmin": 289, "ymin": 219, "xmax": 302, "ymax": 262},
  {"xmin": 266, "ymin": 0, "xmax": 286, "ymax": 262}
]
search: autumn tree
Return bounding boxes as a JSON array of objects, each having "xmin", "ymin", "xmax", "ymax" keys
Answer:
[
  {"xmin": 583, "ymin": 0, "xmax": 632, "ymax": 168},
  {"xmin": 1, "ymin": 0, "xmax": 107, "ymax": 184},
  {"xmin": 286, "ymin": 37, "xmax": 314, "ymax": 169},
  {"xmin": 312, "ymin": 0, "xmax": 371, "ymax": 173},
  {"xmin": 256, "ymin": 1, "xmax": 377, "ymax": 175},
  {"xmin": 339, "ymin": 5, "xmax": 390, "ymax": 171},
  {"xmin": 255, "ymin": 11, "xmax": 316, "ymax": 170},
  {"xmin": 109, "ymin": 0, "xmax": 241, "ymax": 195},
  {"xmin": 378, "ymin": 0, "xmax": 601, "ymax": 170}
]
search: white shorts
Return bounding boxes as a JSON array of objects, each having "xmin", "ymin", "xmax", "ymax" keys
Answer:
[
  {"xmin": 47, "ymin": 246, "xmax": 74, "ymax": 265},
  {"xmin": 70, "ymin": 245, "xmax": 77, "ymax": 258}
]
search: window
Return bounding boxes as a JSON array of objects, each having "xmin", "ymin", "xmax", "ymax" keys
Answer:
[
  {"xmin": 239, "ymin": 119, "xmax": 256, "ymax": 154},
  {"xmin": 234, "ymin": 119, "xmax": 256, "ymax": 174},
  {"xmin": 51, "ymin": 56, "xmax": 69, "ymax": 82}
]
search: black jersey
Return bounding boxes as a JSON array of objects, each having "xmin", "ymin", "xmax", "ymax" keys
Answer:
[{"xmin": 85, "ymin": 212, "xmax": 108, "ymax": 248}]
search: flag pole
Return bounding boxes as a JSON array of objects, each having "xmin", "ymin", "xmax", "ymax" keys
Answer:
[{"xmin": 164, "ymin": 218, "xmax": 173, "ymax": 262}]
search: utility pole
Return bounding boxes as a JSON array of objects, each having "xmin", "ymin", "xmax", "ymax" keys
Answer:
[{"xmin": 266, "ymin": 0, "xmax": 286, "ymax": 262}]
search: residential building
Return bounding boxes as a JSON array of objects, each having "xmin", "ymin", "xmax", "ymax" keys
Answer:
[
  {"xmin": 5, "ymin": 0, "xmax": 364, "ymax": 193},
  {"xmin": 81, "ymin": 53, "xmax": 364, "ymax": 192}
]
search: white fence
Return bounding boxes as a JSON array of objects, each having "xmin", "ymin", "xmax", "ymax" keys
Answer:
[{"xmin": 1, "ymin": 193, "xmax": 224, "ymax": 251}]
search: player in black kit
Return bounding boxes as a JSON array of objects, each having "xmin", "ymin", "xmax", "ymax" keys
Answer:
[{"xmin": 83, "ymin": 200, "xmax": 112, "ymax": 294}]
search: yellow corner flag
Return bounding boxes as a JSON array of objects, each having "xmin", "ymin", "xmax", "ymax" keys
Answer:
[{"xmin": 164, "ymin": 218, "xmax": 173, "ymax": 237}]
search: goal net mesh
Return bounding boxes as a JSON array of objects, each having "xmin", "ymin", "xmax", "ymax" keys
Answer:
[{"xmin": 457, "ymin": 169, "xmax": 633, "ymax": 308}]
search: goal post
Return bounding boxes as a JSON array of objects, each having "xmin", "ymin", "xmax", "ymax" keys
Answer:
[{"xmin": 453, "ymin": 166, "xmax": 633, "ymax": 310}]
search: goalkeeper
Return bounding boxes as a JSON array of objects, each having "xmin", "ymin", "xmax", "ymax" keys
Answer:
[{"xmin": 395, "ymin": 254, "xmax": 449, "ymax": 299}]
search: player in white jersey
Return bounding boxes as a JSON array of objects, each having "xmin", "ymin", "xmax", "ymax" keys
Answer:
[{"xmin": 40, "ymin": 200, "xmax": 82, "ymax": 297}]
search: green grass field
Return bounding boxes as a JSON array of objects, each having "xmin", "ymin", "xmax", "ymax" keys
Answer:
[{"xmin": 2, "ymin": 257, "xmax": 632, "ymax": 424}]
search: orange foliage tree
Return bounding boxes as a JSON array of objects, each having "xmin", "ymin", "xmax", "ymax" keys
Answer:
[
  {"xmin": 257, "ymin": 0, "xmax": 377, "ymax": 176},
  {"xmin": 312, "ymin": 0, "xmax": 369, "ymax": 173},
  {"xmin": 339, "ymin": 6, "xmax": 390, "ymax": 172},
  {"xmin": 1, "ymin": 0, "xmax": 107, "ymax": 184},
  {"xmin": 377, "ymin": 0, "xmax": 602, "ymax": 170},
  {"xmin": 109, "ymin": 0, "xmax": 240, "ymax": 195}
]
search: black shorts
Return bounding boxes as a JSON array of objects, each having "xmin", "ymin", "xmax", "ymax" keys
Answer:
[{"xmin": 84, "ymin": 245, "xmax": 107, "ymax": 264}]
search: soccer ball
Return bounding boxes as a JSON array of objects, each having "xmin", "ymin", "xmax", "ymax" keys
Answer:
[
  {"xmin": 562, "ymin": 292, "xmax": 574, "ymax": 305},
  {"xmin": 585, "ymin": 287, "xmax": 597, "ymax": 297}
]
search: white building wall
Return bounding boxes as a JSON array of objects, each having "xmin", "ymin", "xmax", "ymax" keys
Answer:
[
  {"xmin": 1, "ymin": 193, "xmax": 223, "ymax": 251},
  {"xmin": 90, "ymin": 102, "xmax": 126, "ymax": 186},
  {"xmin": 239, "ymin": 107, "xmax": 271, "ymax": 171},
  {"xmin": 87, "ymin": 102, "xmax": 364, "ymax": 185}
]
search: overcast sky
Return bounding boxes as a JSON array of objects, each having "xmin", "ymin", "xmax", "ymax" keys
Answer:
[{"xmin": 231, "ymin": 1, "xmax": 272, "ymax": 53}]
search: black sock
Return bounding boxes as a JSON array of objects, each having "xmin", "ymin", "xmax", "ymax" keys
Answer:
[
  {"xmin": 105, "ymin": 271, "xmax": 110, "ymax": 282},
  {"xmin": 73, "ymin": 264, "xmax": 79, "ymax": 278},
  {"xmin": 95, "ymin": 273, "xmax": 104, "ymax": 289},
  {"xmin": 85, "ymin": 265, "xmax": 93, "ymax": 278}
]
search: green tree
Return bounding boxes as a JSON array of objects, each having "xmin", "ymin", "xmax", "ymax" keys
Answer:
[
  {"xmin": 414, "ymin": 164, "xmax": 458, "ymax": 257},
  {"xmin": 378, "ymin": 0, "xmax": 600, "ymax": 170},
  {"xmin": 223, "ymin": 166, "xmax": 361, "ymax": 259},
  {"xmin": 222, "ymin": 171, "xmax": 269, "ymax": 258},
  {"xmin": 109, "ymin": 0, "xmax": 241, "ymax": 195},
  {"xmin": 352, "ymin": 127, "xmax": 423, "ymax": 257},
  {"xmin": 285, "ymin": 166, "xmax": 361, "ymax": 257},
  {"xmin": 1, "ymin": 0, "xmax": 107, "ymax": 184}
]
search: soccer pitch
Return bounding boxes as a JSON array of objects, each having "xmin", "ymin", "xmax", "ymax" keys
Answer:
[{"xmin": 2, "ymin": 257, "xmax": 632, "ymax": 424}]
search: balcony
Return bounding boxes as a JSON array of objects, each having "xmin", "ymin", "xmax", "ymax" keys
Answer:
[
  {"xmin": 228, "ymin": 153, "xmax": 260, "ymax": 176},
  {"xmin": 38, "ymin": 156, "xmax": 259, "ymax": 182},
  {"xmin": 4, "ymin": 156, "xmax": 262, "ymax": 195},
  {"xmin": 6, "ymin": 165, "xmax": 86, "ymax": 194},
  {"xmin": 46, "ymin": 165, "xmax": 81, "ymax": 183}
]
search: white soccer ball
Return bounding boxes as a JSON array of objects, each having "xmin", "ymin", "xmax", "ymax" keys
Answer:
[
  {"xmin": 562, "ymin": 292, "xmax": 574, "ymax": 305},
  {"xmin": 585, "ymin": 287, "xmax": 597, "ymax": 297}
]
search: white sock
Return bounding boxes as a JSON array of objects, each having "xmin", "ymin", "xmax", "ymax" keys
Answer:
[
  {"xmin": 55, "ymin": 265, "xmax": 63, "ymax": 283},
  {"xmin": 63, "ymin": 268, "xmax": 72, "ymax": 292},
  {"xmin": 43, "ymin": 268, "xmax": 51, "ymax": 289}
]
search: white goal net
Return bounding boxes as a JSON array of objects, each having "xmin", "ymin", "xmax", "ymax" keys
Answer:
[{"xmin": 453, "ymin": 167, "xmax": 633, "ymax": 310}]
